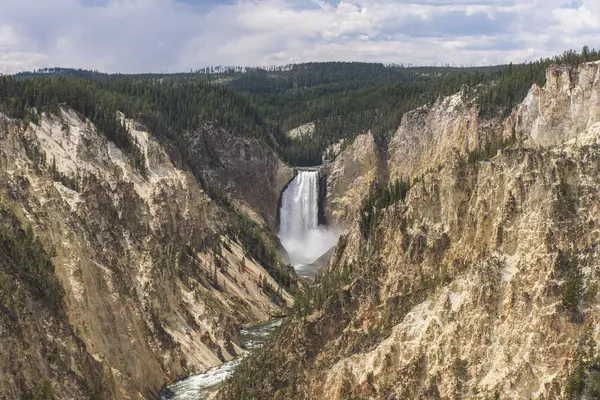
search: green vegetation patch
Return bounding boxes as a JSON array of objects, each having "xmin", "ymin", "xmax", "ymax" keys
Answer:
[{"xmin": 0, "ymin": 206, "xmax": 64, "ymax": 313}]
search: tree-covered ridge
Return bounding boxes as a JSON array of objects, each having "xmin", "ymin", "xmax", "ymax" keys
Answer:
[
  {"xmin": 224, "ymin": 63, "xmax": 511, "ymax": 164},
  {"xmin": 230, "ymin": 47, "xmax": 600, "ymax": 165},
  {"xmin": 0, "ymin": 76, "xmax": 148, "ymax": 173},
  {"xmin": 5, "ymin": 46, "xmax": 600, "ymax": 168},
  {"xmin": 0, "ymin": 75, "xmax": 298, "ymax": 290},
  {"xmin": 106, "ymin": 78, "xmax": 289, "ymax": 154},
  {"xmin": 12, "ymin": 67, "xmax": 209, "ymax": 85},
  {"xmin": 225, "ymin": 62, "xmax": 505, "ymax": 94},
  {"xmin": 0, "ymin": 74, "xmax": 288, "ymax": 168}
]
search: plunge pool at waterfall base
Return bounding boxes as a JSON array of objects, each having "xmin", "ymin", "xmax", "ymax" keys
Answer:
[
  {"xmin": 158, "ymin": 319, "xmax": 282, "ymax": 400},
  {"xmin": 294, "ymin": 262, "xmax": 320, "ymax": 280}
]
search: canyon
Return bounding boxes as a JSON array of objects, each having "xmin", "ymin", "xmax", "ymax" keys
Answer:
[
  {"xmin": 220, "ymin": 61, "xmax": 600, "ymax": 399},
  {"xmin": 2, "ymin": 60, "xmax": 600, "ymax": 400}
]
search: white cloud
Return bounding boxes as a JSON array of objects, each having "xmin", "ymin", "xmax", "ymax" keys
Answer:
[{"xmin": 0, "ymin": 0, "xmax": 597, "ymax": 73}]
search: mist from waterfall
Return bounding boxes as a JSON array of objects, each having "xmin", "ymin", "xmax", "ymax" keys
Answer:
[{"xmin": 278, "ymin": 170, "xmax": 339, "ymax": 267}]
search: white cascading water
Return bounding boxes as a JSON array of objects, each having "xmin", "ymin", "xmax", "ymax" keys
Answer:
[
  {"xmin": 278, "ymin": 170, "xmax": 339, "ymax": 268},
  {"xmin": 279, "ymin": 170, "xmax": 319, "ymax": 239}
]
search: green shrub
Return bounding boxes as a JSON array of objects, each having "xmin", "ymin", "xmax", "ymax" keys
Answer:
[
  {"xmin": 467, "ymin": 129, "xmax": 516, "ymax": 164},
  {"xmin": 555, "ymin": 250, "xmax": 583, "ymax": 315},
  {"xmin": 359, "ymin": 178, "xmax": 410, "ymax": 239}
]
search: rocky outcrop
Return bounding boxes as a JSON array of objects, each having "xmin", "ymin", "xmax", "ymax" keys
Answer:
[
  {"xmin": 287, "ymin": 122, "xmax": 315, "ymax": 139},
  {"xmin": 324, "ymin": 132, "xmax": 384, "ymax": 229},
  {"xmin": 517, "ymin": 61, "xmax": 600, "ymax": 147},
  {"xmin": 0, "ymin": 109, "xmax": 294, "ymax": 399},
  {"xmin": 324, "ymin": 93, "xmax": 509, "ymax": 230},
  {"xmin": 184, "ymin": 125, "xmax": 294, "ymax": 229},
  {"xmin": 327, "ymin": 64, "xmax": 600, "ymax": 229},
  {"xmin": 386, "ymin": 62, "xmax": 600, "ymax": 183},
  {"xmin": 387, "ymin": 91, "xmax": 514, "ymax": 181}
]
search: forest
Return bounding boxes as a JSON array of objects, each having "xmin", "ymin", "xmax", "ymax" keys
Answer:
[{"xmin": 3, "ymin": 47, "xmax": 599, "ymax": 168}]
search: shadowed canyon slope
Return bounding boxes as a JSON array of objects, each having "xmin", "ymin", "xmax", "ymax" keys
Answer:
[
  {"xmin": 184, "ymin": 124, "xmax": 294, "ymax": 229},
  {"xmin": 221, "ymin": 61, "xmax": 600, "ymax": 400}
]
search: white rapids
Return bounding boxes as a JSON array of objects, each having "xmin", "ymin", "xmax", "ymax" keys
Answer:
[{"xmin": 159, "ymin": 320, "xmax": 282, "ymax": 400}]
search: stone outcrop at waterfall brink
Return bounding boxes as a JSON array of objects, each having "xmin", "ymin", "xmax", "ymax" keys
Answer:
[
  {"xmin": 220, "ymin": 62, "xmax": 600, "ymax": 399},
  {"xmin": 0, "ymin": 109, "xmax": 295, "ymax": 399},
  {"xmin": 324, "ymin": 132, "xmax": 384, "ymax": 230}
]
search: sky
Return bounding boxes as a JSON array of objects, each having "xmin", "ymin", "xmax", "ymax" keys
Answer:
[{"xmin": 0, "ymin": 0, "xmax": 597, "ymax": 74}]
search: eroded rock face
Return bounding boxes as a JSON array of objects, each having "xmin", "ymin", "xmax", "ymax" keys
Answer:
[
  {"xmin": 309, "ymin": 143, "xmax": 600, "ymax": 399},
  {"xmin": 324, "ymin": 132, "xmax": 384, "ymax": 229},
  {"xmin": 327, "ymin": 64, "xmax": 600, "ymax": 232},
  {"xmin": 517, "ymin": 61, "xmax": 600, "ymax": 147},
  {"xmin": 0, "ymin": 109, "xmax": 293, "ymax": 399},
  {"xmin": 387, "ymin": 92, "xmax": 515, "ymax": 182},
  {"xmin": 325, "ymin": 93, "xmax": 507, "ymax": 230}
]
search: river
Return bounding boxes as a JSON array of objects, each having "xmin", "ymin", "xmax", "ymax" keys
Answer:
[{"xmin": 158, "ymin": 319, "xmax": 282, "ymax": 400}]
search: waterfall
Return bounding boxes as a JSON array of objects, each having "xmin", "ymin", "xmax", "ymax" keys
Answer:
[
  {"xmin": 279, "ymin": 170, "xmax": 319, "ymax": 239},
  {"xmin": 278, "ymin": 170, "xmax": 338, "ymax": 269}
]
